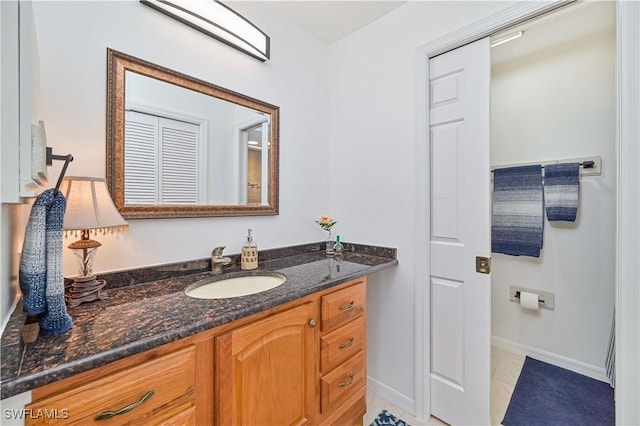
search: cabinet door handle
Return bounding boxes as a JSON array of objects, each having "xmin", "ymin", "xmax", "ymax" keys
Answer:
[
  {"xmin": 338, "ymin": 301, "xmax": 354, "ymax": 311},
  {"xmin": 309, "ymin": 319, "xmax": 317, "ymax": 328},
  {"xmin": 95, "ymin": 390, "xmax": 155, "ymax": 421},
  {"xmin": 338, "ymin": 337, "xmax": 355, "ymax": 349},
  {"xmin": 338, "ymin": 374, "xmax": 355, "ymax": 388}
]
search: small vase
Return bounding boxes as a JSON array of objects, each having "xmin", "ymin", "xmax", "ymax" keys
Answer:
[{"xmin": 325, "ymin": 229, "xmax": 335, "ymax": 256}]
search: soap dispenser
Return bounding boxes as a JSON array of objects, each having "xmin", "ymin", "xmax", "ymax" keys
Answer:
[
  {"xmin": 333, "ymin": 235, "xmax": 344, "ymax": 257},
  {"xmin": 241, "ymin": 229, "xmax": 258, "ymax": 270}
]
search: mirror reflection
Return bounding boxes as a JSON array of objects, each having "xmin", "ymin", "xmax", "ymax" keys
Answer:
[{"xmin": 106, "ymin": 49, "xmax": 279, "ymax": 219}]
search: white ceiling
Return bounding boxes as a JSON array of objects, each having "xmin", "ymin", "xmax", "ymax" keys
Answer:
[
  {"xmin": 265, "ymin": 1, "xmax": 407, "ymax": 43},
  {"xmin": 491, "ymin": 1, "xmax": 616, "ymax": 65},
  {"xmin": 263, "ymin": 1, "xmax": 614, "ymax": 55}
]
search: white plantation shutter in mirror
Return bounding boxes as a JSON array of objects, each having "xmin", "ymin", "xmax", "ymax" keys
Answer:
[
  {"xmin": 159, "ymin": 120, "xmax": 199, "ymax": 204},
  {"xmin": 124, "ymin": 111, "xmax": 158, "ymax": 204},
  {"xmin": 124, "ymin": 111, "xmax": 201, "ymax": 205}
]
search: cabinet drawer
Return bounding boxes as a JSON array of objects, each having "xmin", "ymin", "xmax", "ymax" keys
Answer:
[
  {"xmin": 159, "ymin": 407, "xmax": 195, "ymax": 426},
  {"xmin": 26, "ymin": 346, "xmax": 196, "ymax": 425},
  {"xmin": 318, "ymin": 387, "xmax": 366, "ymax": 426},
  {"xmin": 320, "ymin": 351, "xmax": 366, "ymax": 414},
  {"xmin": 321, "ymin": 280, "xmax": 366, "ymax": 332},
  {"xmin": 320, "ymin": 315, "xmax": 365, "ymax": 374}
]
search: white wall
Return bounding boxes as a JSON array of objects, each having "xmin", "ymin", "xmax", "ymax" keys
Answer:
[
  {"xmin": 28, "ymin": 0, "xmax": 330, "ymax": 277},
  {"xmin": 490, "ymin": 29, "xmax": 616, "ymax": 370},
  {"xmin": 328, "ymin": 1, "xmax": 513, "ymax": 412}
]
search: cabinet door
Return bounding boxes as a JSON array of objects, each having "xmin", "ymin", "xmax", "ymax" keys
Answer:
[{"xmin": 216, "ymin": 302, "xmax": 317, "ymax": 426}]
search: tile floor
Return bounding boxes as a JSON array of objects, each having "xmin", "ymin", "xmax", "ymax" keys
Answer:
[
  {"xmin": 363, "ymin": 347, "xmax": 525, "ymax": 426},
  {"xmin": 490, "ymin": 347, "xmax": 525, "ymax": 425}
]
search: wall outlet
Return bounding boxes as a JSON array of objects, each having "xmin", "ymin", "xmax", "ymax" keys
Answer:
[{"xmin": 509, "ymin": 285, "xmax": 555, "ymax": 310}]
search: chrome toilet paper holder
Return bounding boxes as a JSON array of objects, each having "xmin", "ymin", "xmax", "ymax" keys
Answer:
[
  {"xmin": 509, "ymin": 285, "xmax": 555, "ymax": 310},
  {"xmin": 514, "ymin": 291, "xmax": 545, "ymax": 304}
]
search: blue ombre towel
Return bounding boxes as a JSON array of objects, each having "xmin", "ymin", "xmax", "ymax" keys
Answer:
[
  {"xmin": 492, "ymin": 165, "xmax": 544, "ymax": 257},
  {"xmin": 19, "ymin": 189, "xmax": 73, "ymax": 335},
  {"xmin": 544, "ymin": 162, "xmax": 580, "ymax": 222}
]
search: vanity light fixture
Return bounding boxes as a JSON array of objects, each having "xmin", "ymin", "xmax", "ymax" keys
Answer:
[
  {"xmin": 140, "ymin": 0, "xmax": 270, "ymax": 61},
  {"xmin": 490, "ymin": 30, "xmax": 524, "ymax": 48},
  {"xmin": 60, "ymin": 177, "xmax": 129, "ymax": 307}
]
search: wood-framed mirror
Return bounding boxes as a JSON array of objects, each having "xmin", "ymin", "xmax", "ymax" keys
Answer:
[{"xmin": 106, "ymin": 48, "xmax": 279, "ymax": 219}]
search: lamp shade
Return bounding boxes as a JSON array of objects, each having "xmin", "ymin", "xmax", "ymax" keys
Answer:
[{"xmin": 59, "ymin": 177, "xmax": 129, "ymax": 233}]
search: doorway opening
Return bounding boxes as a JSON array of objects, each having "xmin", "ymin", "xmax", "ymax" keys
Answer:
[
  {"xmin": 417, "ymin": 4, "xmax": 620, "ymax": 423},
  {"xmin": 489, "ymin": 2, "xmax": 616, "ymax": 422}
]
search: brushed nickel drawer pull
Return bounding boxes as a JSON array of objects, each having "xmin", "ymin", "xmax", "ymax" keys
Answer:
[
  {"xmin": 95, "ymin": 390, "xmax": 155, "ymax": 421},
  {"xmin": 338, "ymin": 374, "xmax": 355, "ymax": 388},
  {"xmin": 338, "ymin": 301, "xmax": 354, "ymax": 311},
  {"xmin": 338, "ymin": 337, "xmax": 355, "ymax": 349}
]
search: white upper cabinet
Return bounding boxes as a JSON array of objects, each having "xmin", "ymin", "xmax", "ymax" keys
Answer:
[{"xmin": 1, "ymin": 0, "xmax": 45, "ymax": 202}]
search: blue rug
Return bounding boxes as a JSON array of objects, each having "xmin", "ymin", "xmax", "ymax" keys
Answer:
[
  {"xmin": 370, "ymin": 410, "xmax": 410, "ymax": 426},
  {"xmin": 502, "ymin": 356, "xmax": 614, "ymax": 426}
]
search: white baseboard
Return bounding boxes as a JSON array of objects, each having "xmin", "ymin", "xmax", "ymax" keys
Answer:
[
  {"xmin": 492, "ymin": 336, "xmax": 609, "ymax": 382},
  {"xmin": 367, "ymin": 376, "xmax": 415, "ymax": 415}
]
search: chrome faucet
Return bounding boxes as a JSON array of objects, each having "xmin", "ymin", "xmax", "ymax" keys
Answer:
[{"xmin": 211, "ymin": 246, "xmax": 232, "ymax": 274}]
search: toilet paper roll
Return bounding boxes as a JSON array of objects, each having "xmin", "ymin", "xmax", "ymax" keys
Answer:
[{"xmin": 520, "ymin": 291, "xmax": 540, "ymax": 311}]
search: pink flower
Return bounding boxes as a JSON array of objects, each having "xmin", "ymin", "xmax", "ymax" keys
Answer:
[{"xmin": 315, "ymin": 215, "xmax": 336, "ymax": 231}]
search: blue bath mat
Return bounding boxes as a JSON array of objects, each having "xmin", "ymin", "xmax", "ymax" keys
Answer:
[
  {"xmin": 370, "ymin": 410, "xmax": 411, "ymax": 426},
  {"xmin": 502, "ymin": 356, "xmax": 614, "ymax": 426}
]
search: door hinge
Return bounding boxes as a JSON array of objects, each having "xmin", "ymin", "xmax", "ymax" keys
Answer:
[{"xmin": 476, "ymin": 256, "xmax": 491, "ymax": 274}]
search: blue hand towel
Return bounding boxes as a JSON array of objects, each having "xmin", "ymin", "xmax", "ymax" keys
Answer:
[
  {"xmin": 492, "ymin": 165, "xmax": 544, "ymax": 257},
  {"xmin": 19, "ymin": 189, "xmax": 73, "ymax": 335},
  {"xmin": 544, "ymin": 162, "xmax": 580, "ymax": 222}
]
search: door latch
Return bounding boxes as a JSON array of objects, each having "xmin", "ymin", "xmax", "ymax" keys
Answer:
[{"xmin": 476, "ymin": 256, "xmax": 491, "ymax": 274}]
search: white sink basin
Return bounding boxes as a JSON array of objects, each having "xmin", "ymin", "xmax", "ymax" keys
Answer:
[{"xmin": 184, "ymin": 273, "xmax": 287, "ymax": 299}]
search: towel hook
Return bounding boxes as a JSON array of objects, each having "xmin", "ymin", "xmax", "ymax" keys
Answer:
[{"xmin": 46, "ymin": 147, "xmax": 74, "ymax": 192}]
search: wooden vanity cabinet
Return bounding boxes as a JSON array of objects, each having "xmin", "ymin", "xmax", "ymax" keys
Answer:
[
  {"xmin": 24, "ymin": 277, "xmax": 367, "ymax": 426},
  {"xmin": 213, "ymin": 278, "xmax": 367, "ymax": 426},
  {"xmin": 214, "ymin": 278, "xmax": 367, "ymax": 426}
]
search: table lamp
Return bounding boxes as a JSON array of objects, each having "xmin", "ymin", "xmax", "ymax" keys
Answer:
[{"xmin": 59, "ymin": 177, "xmax": 129, "ymax": 307}]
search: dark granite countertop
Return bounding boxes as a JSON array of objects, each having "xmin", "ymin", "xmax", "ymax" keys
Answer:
[{"xmin": 1, "ymin": 242, "xmax": 397, "ymax": 399}]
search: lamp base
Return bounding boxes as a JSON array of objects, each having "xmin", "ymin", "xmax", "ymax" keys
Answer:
[{"xmin": 65, "ymin": 276, "xmax": 108, "ymax": 307}]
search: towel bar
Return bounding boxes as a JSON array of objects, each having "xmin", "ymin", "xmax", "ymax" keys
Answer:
[{"xmin": 491, "ymin": 160, "xmax": 594, "ymax": 173}]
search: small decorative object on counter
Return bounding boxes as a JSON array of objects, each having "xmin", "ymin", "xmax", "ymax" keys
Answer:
[
  {"xmin": 60, "ymin": 177, "xmax": 129, "ymax": 308},
  {"xmin": 333, "ymin": 235, "xmax": 344, "ymax": 257},
  {"xmin": 241, "ymin": 229, "xmax": 258, "ymax": 270},
  {"xmin": 316, "ymin": 215, "xmax": 337, "ymax": 256}
]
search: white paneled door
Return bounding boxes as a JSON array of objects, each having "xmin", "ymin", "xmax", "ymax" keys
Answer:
[{"xmin": 429, "ymin": 37, "xmax": 492, "ymax": 425}]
